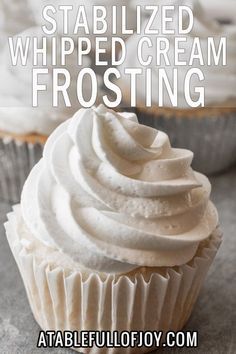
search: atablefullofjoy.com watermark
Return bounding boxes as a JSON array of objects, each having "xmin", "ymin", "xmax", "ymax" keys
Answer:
[{"xmin": 37, "ymin": 330, "xmax": 198, "ymax": 349}]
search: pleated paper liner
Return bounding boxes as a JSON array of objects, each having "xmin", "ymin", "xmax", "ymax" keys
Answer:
[
  {"xmin": 0, "ymin": 132, "xmax": 46, "ymax": 203},
  {"xmin": 5, "ymin": 206, "xmax": 222, "ymax": 354}
]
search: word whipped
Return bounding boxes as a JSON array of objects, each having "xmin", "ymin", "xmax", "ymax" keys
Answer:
[{"xmin": 8, "ymin": 5, "xmax": 227, "ymax": 108}]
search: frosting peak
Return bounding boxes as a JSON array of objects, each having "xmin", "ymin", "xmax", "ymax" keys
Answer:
[{"xmin": 21, "ymin": 105, "xmax": 218, "ymax": 273}]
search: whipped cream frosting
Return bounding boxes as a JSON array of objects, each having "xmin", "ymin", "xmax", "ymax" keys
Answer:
[
  {"xmin": 119, "ymin": 0, "xmax": 236, "ymax": 108},
  {"xmin": 0, "ymin": 27, "xmax": 93, "ymax": 136},
  {"xmin": 21, "ymin": 105, "xmax": 218, "ymax": 274}
]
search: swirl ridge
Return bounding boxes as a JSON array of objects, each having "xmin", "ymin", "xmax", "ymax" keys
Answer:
[{"xmin": 21, "ymin": 105, "xmax": 218, "ymax": 273}]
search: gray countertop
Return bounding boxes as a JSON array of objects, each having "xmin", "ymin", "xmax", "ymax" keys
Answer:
[{"xmin": 0, "ymin": 167, "xmax": 236, "ymax": 354}]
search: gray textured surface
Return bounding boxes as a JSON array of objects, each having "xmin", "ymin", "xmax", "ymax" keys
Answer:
[{"xmin": 0, "ymin": 167, "xmax": 235, "ymax": 354}]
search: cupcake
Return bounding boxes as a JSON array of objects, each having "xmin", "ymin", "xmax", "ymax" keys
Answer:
[
  {"xmin": 117, "ymin": 0, "xmax": 236, "ymax": 175},
  {"xmin": 0, "ymin": 26, "xmax": 94, "ymax": 203},
  {"xmin": 5, "ymin": 105, "xmax": 222, "ymax": 353}
]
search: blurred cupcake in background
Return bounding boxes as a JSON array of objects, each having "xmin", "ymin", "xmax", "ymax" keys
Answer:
[
  {"xmin": 199, "ymin": 0, "xmax": 236, "ymax": 25},
  {"xmin": 117, "ymin": 0, "xmax": 236, "ymax": 175},
  {"xmin": 0, "ymin": 0, "xmax": 35, "ymax": 50},
  {"xmin": 0, "ymin": 26, "xmax": 96, "ymax": 203}
]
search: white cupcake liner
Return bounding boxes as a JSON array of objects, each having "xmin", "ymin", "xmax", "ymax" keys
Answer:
[
  {"xmin": 0, "ymin": 137, "xmax": 43, "ymax": 203},
  {"xmin": 5, "ymin": 207, "xmax": 222, "ymax": 354},
  {"xmin": 136, "ymin": 108, "xmax": 236, "ymax": 175}
]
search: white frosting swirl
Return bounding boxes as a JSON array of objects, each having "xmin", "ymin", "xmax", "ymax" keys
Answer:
[
  {"xmin": 0, "ymin": 27, "xmax": 91, "ymax": 136},
  {"xmin": 21, "ymin": 105, "xmax": 218, "ymax": 274},
  {"xmin": 119, "ymin": 0, "xmax": 236, "ymax": 108}
]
